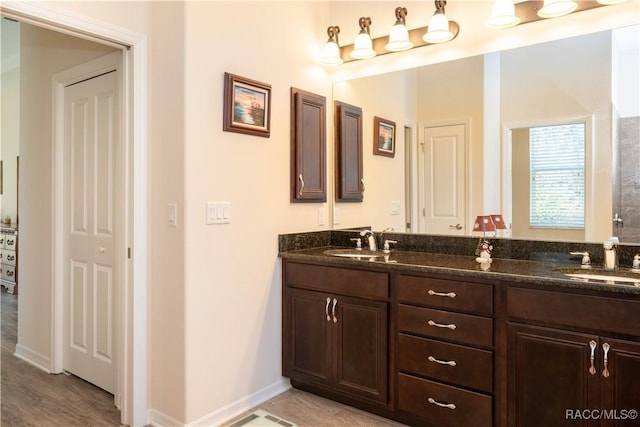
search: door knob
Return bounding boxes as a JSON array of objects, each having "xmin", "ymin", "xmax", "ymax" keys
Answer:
[{"xmin": 449, "ymin": 224, "xmax": 463, "ymax": 230}]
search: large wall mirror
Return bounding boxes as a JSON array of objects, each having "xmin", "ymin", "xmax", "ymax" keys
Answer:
[{"xmin": 332, "ymin": 25, "xmax": 640, "ymax": 244}]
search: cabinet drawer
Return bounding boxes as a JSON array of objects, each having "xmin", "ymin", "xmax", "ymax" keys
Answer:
[
  {"xmin": 508, "ymin": 286, "xmax": 640, "ymax": 337},
  {"xmin": 286, "ymin": 262, "xmax": 388, "ymax": 299},
  {"xmin": 397, "ymin": 334, "xmax": 493, "ymax": 393},
  {"xmin": 397, "ymin": 275, "xmax": 492, "ymax": 315},
  {"xmin": 4, "ymin": 236, "xmax": 17, "ymax": 250},
  {"xmin": 398, "ymin": 373, "xmax": 492, "ymax": 427},
  {"xmin": 1, "ymin": 265, "xmax": 16, "ymax": 282},
  {"xmin": 398, "ymin": 305, "xmax": 493, "ymax": 348},
  {"xmin": 1, "ymin": 249, "xmax": 16, "ymax": 266}
]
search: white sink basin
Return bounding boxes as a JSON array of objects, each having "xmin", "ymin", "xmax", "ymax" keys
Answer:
[
  {"xmin": 324, "ymin": 249, "xmax": 385, "ymax": 258},
  {"xmin": 564, "ymin": 272, "xmax": 640, "ymax": 286}
]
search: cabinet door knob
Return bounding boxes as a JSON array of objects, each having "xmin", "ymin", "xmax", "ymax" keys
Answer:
[
  {"xmin": 428, "ymin": 355, "xmax": 457, "ymax": 367},
  {"xmin": 602, "ymin": 342, "xmax": 610, "ymax": 378},
  {"xmin": 360, "ymin": 178, "xmax": 365, "ymax": 192},
  {"xmin": 589, "ymin": 340, "xmax": 597, "ymax": 375},
  {"xmin": 325, "ymin": 297, "xmax": 331, "ymax": 322},
  {"xmin": 428, "ymin": 320, "xmax": 456, "ymax": 330},
  {"xmin": 427, "ymin": 397, "xmax": 456, "ymax": 410},
  {"xmin": 331, "ymin": 298, "xmax": 338, "ymax": 323},
  {"xmin": 428, "ymin": 289, "xmax": 456, "ymax": 298},
  {"xmin": 298, "ymin": 174, "xmax": 305, "ymax": 196}
]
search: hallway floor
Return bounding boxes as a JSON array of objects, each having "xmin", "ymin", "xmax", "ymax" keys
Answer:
[{"xmin": 0, "ymin": 287, "xmax": 123, "ymax": 426}]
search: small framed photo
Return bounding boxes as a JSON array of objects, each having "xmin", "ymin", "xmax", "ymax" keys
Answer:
[
  {"xmin": 373, "ymin": 116, "xmax": 396, "ymax": 157},
  {"xmin": 223, "ymin": 72, "xmax": 271, "ymax": 138}
]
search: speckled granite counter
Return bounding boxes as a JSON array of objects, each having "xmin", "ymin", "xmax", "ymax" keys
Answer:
[{"xmin": 279, "ymin": 230, "xmax": 640, "ymax": 296}]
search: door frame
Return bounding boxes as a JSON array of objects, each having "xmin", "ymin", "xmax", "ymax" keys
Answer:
[
  {"xmin": 0, "ymin": 2, "xmax": 149, "ymax": 426},
  {"xmin": 418, "ymin": 119, "xmax": 471, "ymax": 234}
]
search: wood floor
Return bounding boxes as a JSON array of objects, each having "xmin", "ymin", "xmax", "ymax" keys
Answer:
[
  {"xmin": 1, "ymin": 288, "xmax": 123, "ymax": 426},
  {"xmin": 222, "ymin": 388, "xmax": 408, "ymax": 427}
]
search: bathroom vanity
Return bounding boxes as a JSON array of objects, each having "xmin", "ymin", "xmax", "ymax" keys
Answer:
[{"xmin": 280, "ymin": 231, "xmax": 640, "ymax": 427}]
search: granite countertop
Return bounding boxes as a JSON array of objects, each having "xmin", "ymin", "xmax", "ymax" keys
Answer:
[{"xmin": 280, "ymin": 246, "xmax": 640, "ymax": 296}]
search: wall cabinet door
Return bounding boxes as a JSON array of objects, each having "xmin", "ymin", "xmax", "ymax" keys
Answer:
[
  {"xmin": 290, "ymin": 88, "xmax": 326, "ymax": 202},
  {"xmin": 334, "ymin": 101, "xmax": 363, "ymax": 202},
  {"xmin": 508, "ymin": 323, "xmax": 600, "ymax": 427}
]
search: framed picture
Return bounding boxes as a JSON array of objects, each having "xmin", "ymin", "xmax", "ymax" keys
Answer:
[
  {"xmin": 373, "ymin": 116, "xmax": 396, "ymax": 157},
  {"xmin": 223, "ymin": 72, "xmax": 271, "ymax": 138}
]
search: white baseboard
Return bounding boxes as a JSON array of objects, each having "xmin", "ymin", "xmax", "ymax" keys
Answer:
[
  {"xmin": 14, "ymin": 344, "xmax": 52, "ymax": 373},
  {"xmin": 187, "ymin": 378, "xmax": 291, "ymax": 427},
  {"xmin": 148, "ymin": 408, "xmax": 184, "ymax": 427}
]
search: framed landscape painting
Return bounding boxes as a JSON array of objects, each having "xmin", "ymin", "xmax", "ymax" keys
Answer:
[
  {"xmin": 223, "ymin": 72, "xmax": 271, "ymax": 137},
  {"xmin": 373, "ymin": 116, "xmax": 396, "ymax": 157}
]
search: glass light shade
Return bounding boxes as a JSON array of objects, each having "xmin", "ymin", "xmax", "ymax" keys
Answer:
[
  {"xmin": 321, "ymin": 41, "xmax": 343, "ymax": 65},
  {"xmin": 350, "ymin": 32, "xmax": 376, "ymax": 59},
  {"xmin": 423, "ymin": 12, "xmax": 454, "ymax": 44},
  {"xmin": 487, "ymin": 0, "xmax": 521, "ymax": 28},
  {"xmin": 537, "ymin": 0, "xmax": 578, "ymax": 18},
  {"xmin": 597, "ymin": 0, "xmax": 631, "ymax": 4},
  {"xmin": 385, "ymin": 23, "xmax": 413, "ymax": 51}
]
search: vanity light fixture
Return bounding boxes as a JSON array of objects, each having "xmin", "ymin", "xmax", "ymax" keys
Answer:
[
  {"xmin": 350, "ymin": 17, "xmax": 376, "ymax": 60},
  {"xmin": 537, "ymin": 0, "xmax": 578, "ymax": 18},
  {"xmin": 487, "ymin": 0, "xmax": 521, "ymax": 28},
  {"xmin": 596, "ymin": 0, "xmax": 631, "ymax": 4},
  {"xmin": 385, "ymin": 7, "xmax": 413, "ymax": 52},
  {"xmin": 423, "ymin": 0, "xmax": 454, "ymax": 44},
  {"xmin": 320, "ymin": 26, "xmax": 343, "ymax": 65}
]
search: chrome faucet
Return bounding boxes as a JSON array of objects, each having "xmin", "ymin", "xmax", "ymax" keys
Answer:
[
  {"xmin": 603, "ymin": 239, "xmax": 618, "ymax": 270},
  {"xmin": 360, "ymin": 230, "xmax": 377, "ymax": 251}
]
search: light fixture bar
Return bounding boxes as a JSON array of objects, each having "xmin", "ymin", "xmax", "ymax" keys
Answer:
[
  {"xmin": 514, "ymin": 0, "xmax": 605, "ymax": 24},
  {"xmin": 339, "ymin": 21, "xmax": 459, "ymax": 64}
]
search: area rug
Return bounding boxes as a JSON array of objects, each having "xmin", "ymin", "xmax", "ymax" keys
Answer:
[{"xmin": 228, "ymin": 409, "xmax": 298, "ymax": 427}]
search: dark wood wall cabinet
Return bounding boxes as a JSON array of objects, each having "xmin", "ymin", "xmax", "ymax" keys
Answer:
[
  {"xmin": 282, "ymin": 257, "xmax": 640, "ymax": 427},
  {"xmin": 290, "ymin": 88, "xmax": 326, "ymax": 202},
  {"xmin": 334, "ymin": 101, "xmax": 363, "ymax": 202}
]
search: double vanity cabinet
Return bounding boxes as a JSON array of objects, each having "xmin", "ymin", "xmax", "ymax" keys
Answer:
[{"xmin": 281, "ymin": 247, "xmax": 640, "ymax": 427}]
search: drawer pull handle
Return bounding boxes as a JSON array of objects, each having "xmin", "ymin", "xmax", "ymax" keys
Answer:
[
  {"xmin": 427, "ymin": 397, "xmax": 456, "ymax": 410},
  {"xmin": 428, "ymin": 356, "xmax": 457, "ymax": 367},
  {"xmin": 331, "ymin": 298, "xmax": 338, "ymax": 323},
  {"xmin": 589, "ymin": 340, "xmax": 597, "ymax": 375},
  {"xmin": 325, "ymin": 297, "xmax": 331, "ymax": 322},
  {"xmin": 428, "ymin": 320, "xmax": 456, "ymax": 330},
  {"xmin": 427, "ymin": 290, "xmax": 456, "ymax": 298},
  {"xmin": 602, "ymin": 342, "xmax": 610, "ymax": 378},
  {"xmin": 298, "ymin": 174, "xmax": 305, "ymax": 196}
]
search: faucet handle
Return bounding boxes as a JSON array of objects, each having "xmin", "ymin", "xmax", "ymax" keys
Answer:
[
  {"xmin": 570, "ymin": 251, "xmax": 591, "ymax": 267},
  {"xmin": 632, "ymin": 255, "xmax": 640, "ymax": 270},
  {"xmin": 383, "ymin": 239, "xmax": 397, "ymax": 254},
  {"xmin": 350, "ymin": 238, "xmax": 362, "ymax": 250}
]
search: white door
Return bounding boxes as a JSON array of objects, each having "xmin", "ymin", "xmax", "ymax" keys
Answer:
[
  {"xmin": 63, "ymin": 70, "xmax": 117, "ymax": 393},
  {"xmin": 421, "ymin": 124, "xmax": 466, "ymax": 235}
]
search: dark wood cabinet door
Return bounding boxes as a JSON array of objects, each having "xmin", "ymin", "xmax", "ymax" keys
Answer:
[
  {"xmin": 508, "ymin": 323, "xmax": 600, "ymax": 427},
  {"xmin": 334, "ymin": 101, "xmax": 363, "ymax": 202},
  {"xmin": 290, "ymin": 88, "xmax": 326, "ymax": 202},
  {"xmin": 285, "ymin": 288, "xmax": 332, "ymax": 386},
  {"xmin": 334, "ymin": 294, "xmax": 388, "ymax": 404},
  {"xmin": 599, "ymin": 337, "xmax": 640, "ymax": 427}
]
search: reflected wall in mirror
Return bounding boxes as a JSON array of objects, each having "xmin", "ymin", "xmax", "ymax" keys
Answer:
[{"xmin": 332, "ymin": 25, "xmax": 640, "ymax": 243}]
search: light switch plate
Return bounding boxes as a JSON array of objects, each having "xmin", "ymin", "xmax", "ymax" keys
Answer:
[
  {"xmin": 206, "ymin": 201, "xmax": 231, "ymax": 225},
  {"xmin": 333, "ymin": 207, "xmax": 341, "ymax": 225},
  {"xmin": 391, "ymin": 200, "xmax": 401, "ymax": 215},
  {"xmin": 318, "ymin": 206, "xmax": 326, "ymax": 226}
]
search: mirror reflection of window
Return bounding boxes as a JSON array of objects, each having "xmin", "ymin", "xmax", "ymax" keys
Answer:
[{"xmin": 511, "ymin": 122, "xmax": 587, "ymax": 241}]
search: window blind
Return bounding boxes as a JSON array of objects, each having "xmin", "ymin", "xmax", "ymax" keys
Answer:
[{"xmin": 529, "ymin": 123, "xmax": 585, "ymax": 229}]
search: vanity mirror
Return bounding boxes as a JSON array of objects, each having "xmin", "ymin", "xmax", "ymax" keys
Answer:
[{"xmin": 332, "ymin": 25, "xmax": 640, "ymax": 243}]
